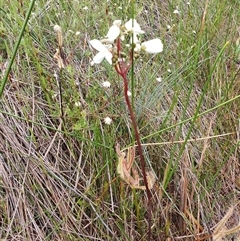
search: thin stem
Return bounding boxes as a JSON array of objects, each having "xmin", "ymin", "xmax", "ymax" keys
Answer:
[
  {"xmin": 130, "ymin": 8, "xmax": 135, "ymax": 108},
  {"xmin": 0, "ymin": 0, "xmax": 36, "ymax": 98},
  {"xmin": 115, "ymin": 37, "xmax": 152, "ymax": 241},
  {"xmin": 58, "ymin": 69, "xmax": 64, "ymax": 122},
  {"xmin": 122, "ymin": 73, "xmax": 152, "ymax": 240}
]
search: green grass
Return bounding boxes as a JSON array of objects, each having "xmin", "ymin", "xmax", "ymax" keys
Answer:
[{"xmin": 0, "ymin": 0, "xmax": 239, "ymax": 240}]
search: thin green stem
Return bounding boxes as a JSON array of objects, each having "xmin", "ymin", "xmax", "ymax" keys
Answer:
[
  {"xmin": 130, "ymin": 1, "xmax": 135, "ymax": 108},
  {"xmin": 0, "ymin": 0, "xmax": 36, "ymax": 98}
]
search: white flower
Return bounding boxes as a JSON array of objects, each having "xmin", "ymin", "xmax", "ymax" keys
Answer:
[
  {"xmin": 141, "ymin": 39, "xmax": 163, "ymax": 54},
  {"xmin": 124, "ymin": 19, "xmax": 145, "ymax": 34},
  {"xmin": 83, "ymin": 6, "xmax": 88, "ymax": 10},
  {"xmin": 75, "ymin": 102, "xmax": 81, "ymax": 107},
  {"xmin": 104, "ymin": 116, "xmax": 112, "ymax": 125},
  {"xmin": 102, "ymin": 81, "xmax": 111, "ymax": 88},
  {"xmin": 156, "ymin": 77, "xmax": 162, "ymax": 82},
  {"xmin": 127, "ymin": 91, "xmax": 132, "ymax": 96},
  {"xmin": 53, "ymin": 25, "xmax": 61, "ymax": 32},
  {"xmin": 173, "ymin": 9, "xmax": 180, "ymax": 14},
  {"xmin": 75, "ymin": 31, "xmax": 80, "ymax": 35},
  {"xmin": 106, "ymin": 25, "xmax": 121, "ymax": 42},
  {"xmin": 90, "ymin": 39, "xmax": 113, "ymax": 64}
]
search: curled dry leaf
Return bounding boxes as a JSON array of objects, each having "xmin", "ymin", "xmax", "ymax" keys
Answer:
[{"xmin": 116, "ymin": 143, "xmax": 155, "ymax": 190}]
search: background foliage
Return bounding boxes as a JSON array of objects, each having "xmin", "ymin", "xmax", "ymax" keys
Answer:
[{"xmin": 0, "ymin": 0, "xmax": 239, "ymax": 240}]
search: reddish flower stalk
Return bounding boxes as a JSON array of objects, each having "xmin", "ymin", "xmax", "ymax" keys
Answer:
[{"xmin": 114, "ymin": 38, "xmax": 152, "ymax": 240}]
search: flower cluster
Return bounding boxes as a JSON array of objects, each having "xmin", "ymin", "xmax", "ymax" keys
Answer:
[{"xmin": 89, "ymin": 19, "xmax": 163, "ymax": 66}]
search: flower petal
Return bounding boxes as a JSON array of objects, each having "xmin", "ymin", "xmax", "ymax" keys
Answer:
[
  {"xmin": 104, "ymin": 51, "xmax": 113, "ymax": 65},
  {"xmin": 104, "ymin": 116, "xmax": 112, "ymax": 125},
  {"xmin": 93, "ymin": 52, "xmax": 105, "ymax": 64},
  {"xmin": 156, "ymin": 77, "xmax": 162, "ymax": 82},
  {"xmin": 102, "ymin": 81, "xmax": 111, "ymax": 88},
  {"xmin": 90, "ymin": 39, "xmax": 106, "ymax": 52},
  {"xmin": 106, "ymin": 25, "xmax": 120, "ymax": 42},
  {"xmin": 141, "ymin": 39, "xmax": 163, "ymax": 53},
  {"xmin": 125, "ymin": 19, "xmax": 145, "ymax": 34}
]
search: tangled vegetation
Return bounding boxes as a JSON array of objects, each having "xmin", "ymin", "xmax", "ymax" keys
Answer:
[{"xmin": 0, "ymin": 0, "xmax": 239, "ymax": 240}]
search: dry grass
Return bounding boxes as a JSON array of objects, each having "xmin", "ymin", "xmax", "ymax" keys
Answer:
[{"xmin": 0, "ymin": 0, "xmax": 240, "ymax": 240}]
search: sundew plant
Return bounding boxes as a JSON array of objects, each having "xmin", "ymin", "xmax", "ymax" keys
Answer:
[
  {"xmin": 0, "ymin": 0, "xmax": 240, "ymax": 240},
  {"xmin": 89, "ymin": 18, "xmax": 163, "ymax": 239}
]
